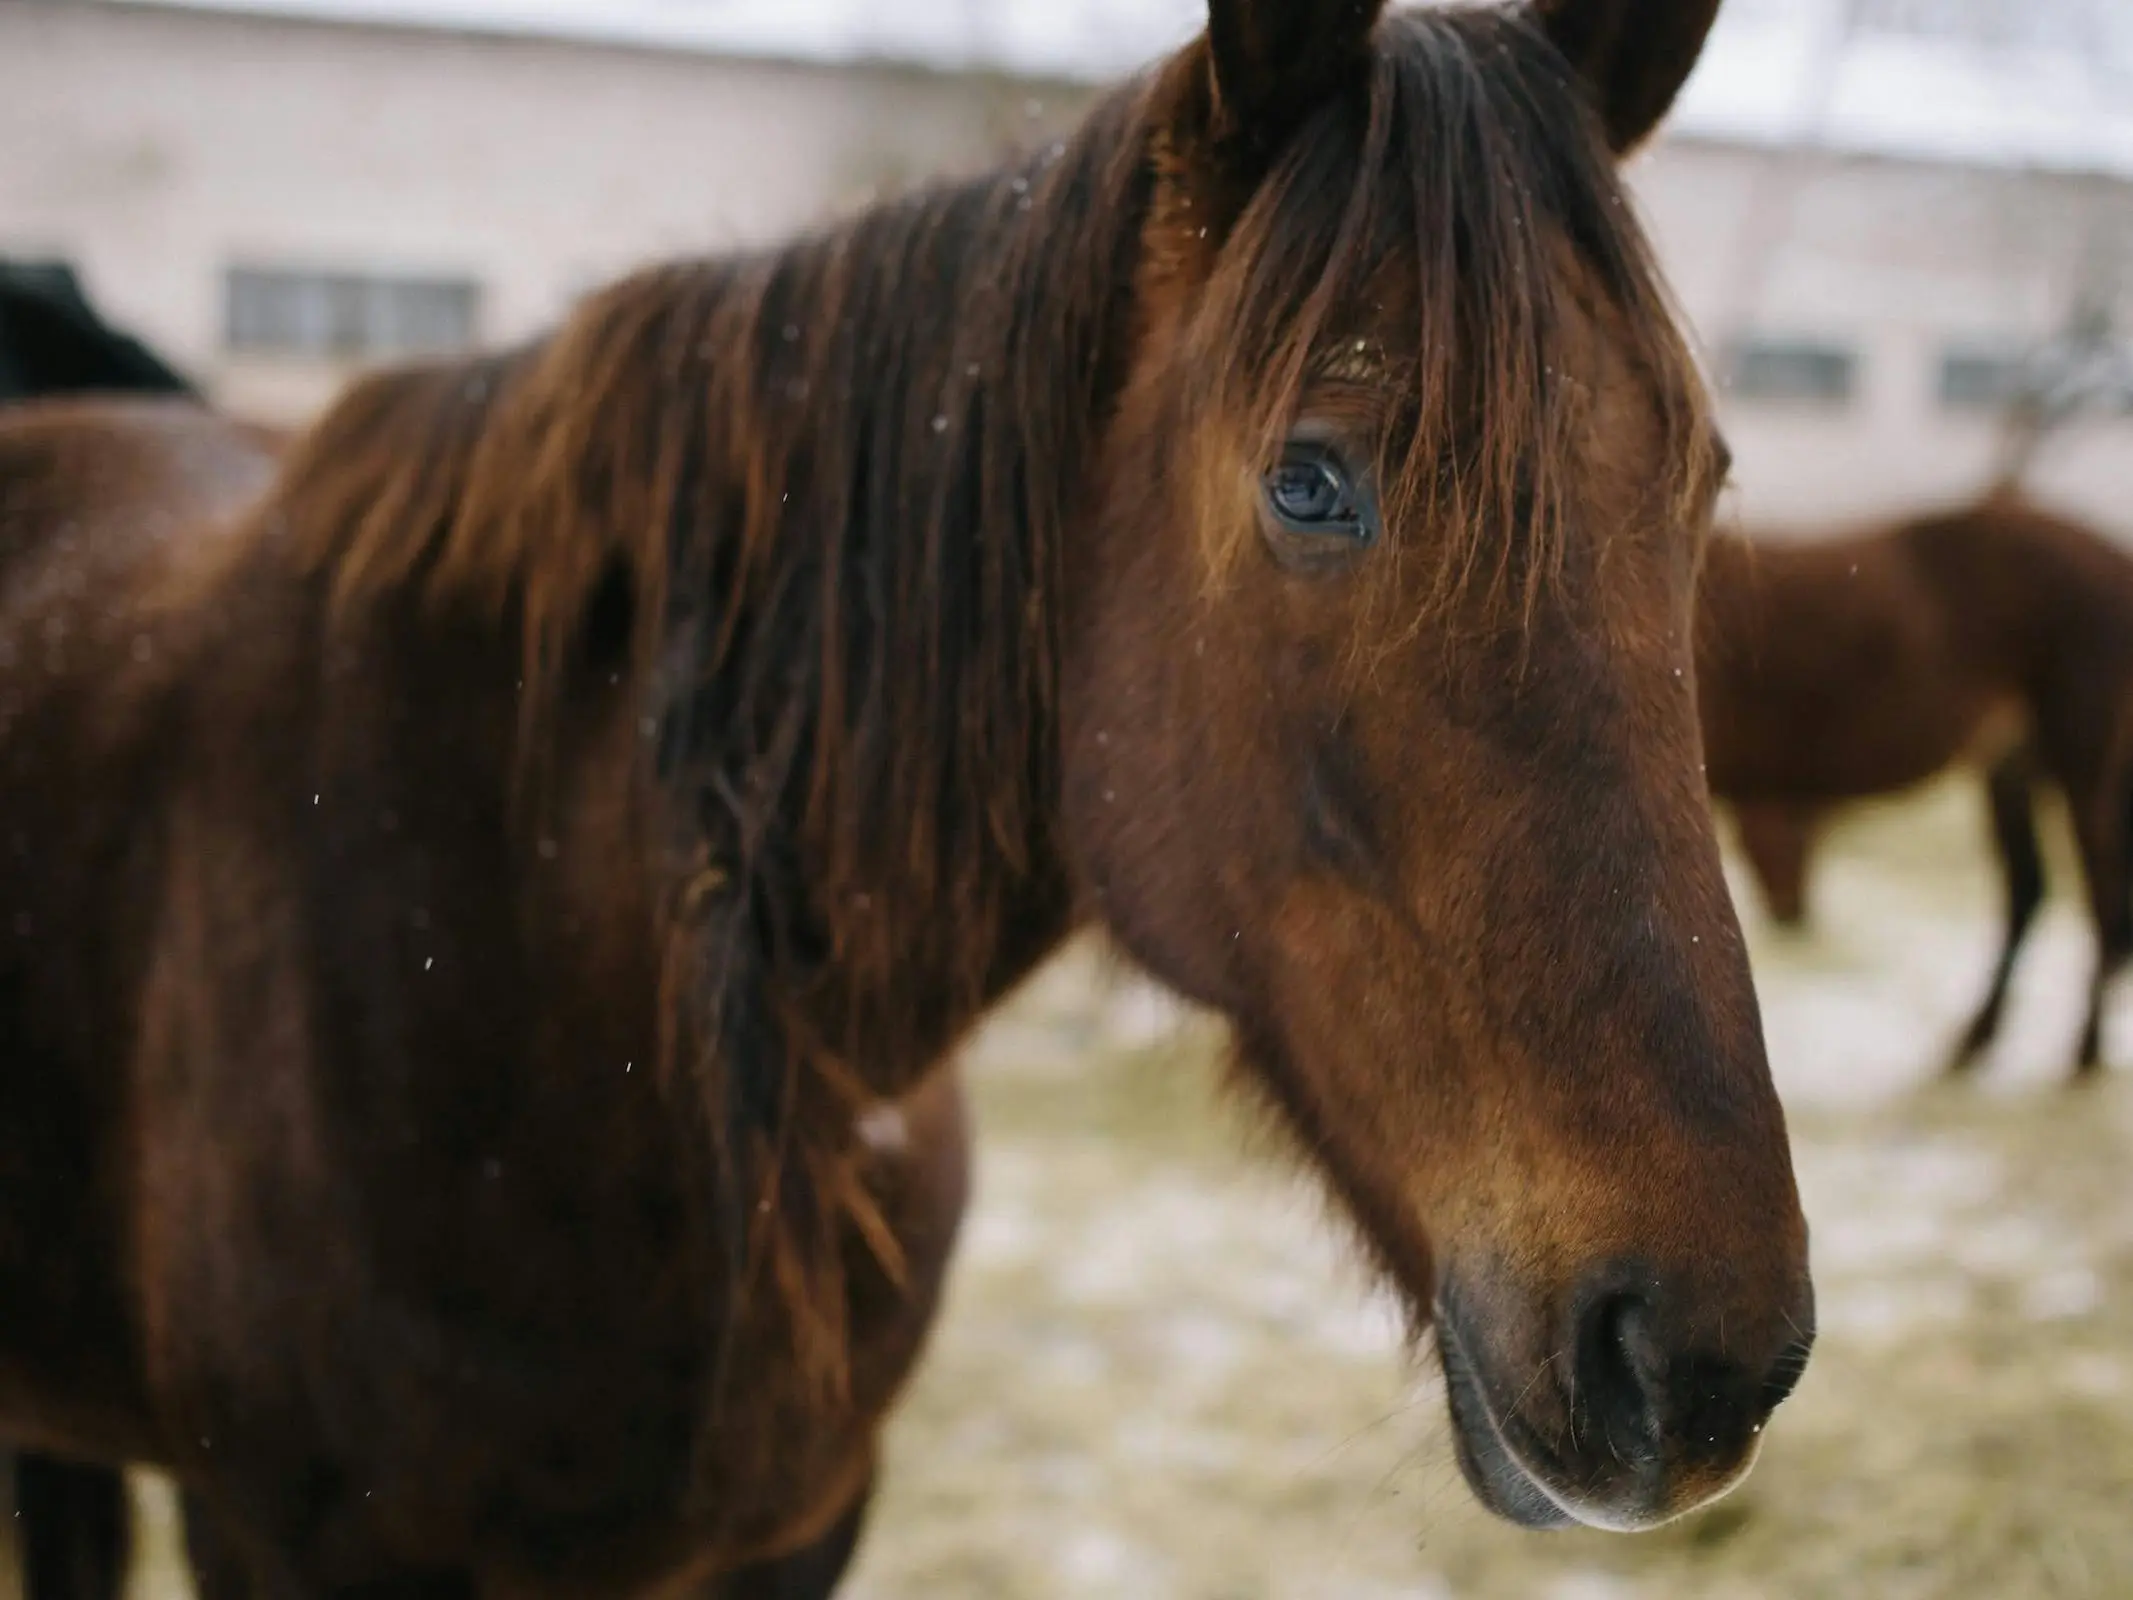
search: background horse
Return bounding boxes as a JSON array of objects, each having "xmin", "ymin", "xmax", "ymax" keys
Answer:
[
  {"xmin": 1698, "ymin": 492, "xmax": 2133, "ymax": 1079},
  {"xmin": 0, "ymin": 261, "xmax": 197, "ymax": 402},
  {"xmin": 0, "ymin": 0, "xmax": 1814, "ymax": 1593}
]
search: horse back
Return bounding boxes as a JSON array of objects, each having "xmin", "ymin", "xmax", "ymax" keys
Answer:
[
  {"xmin": 1700, "ymin": 499, "xmax": 2133, "ymax": 804},
  {"xmin": 1895, "ymin": 498, "xmax": 2133, "ymax": 783},
  {"xmin": 0, "ymin": 395, "xmax": 272, "ymax": 572}
]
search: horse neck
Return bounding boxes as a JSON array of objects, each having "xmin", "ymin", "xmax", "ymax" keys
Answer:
[{"xmin": 663, "ymin": 112, "xmax": 1151, "ymax": 1099}]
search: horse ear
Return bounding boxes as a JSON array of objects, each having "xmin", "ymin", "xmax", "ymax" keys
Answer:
[
  {"xmin": 1529, "ymin": 0, "xmax": 1721, "ymax": 155},
  {"xmin": 1205, "ymin": 0, "xmax": 1388, "ymax": 157}
]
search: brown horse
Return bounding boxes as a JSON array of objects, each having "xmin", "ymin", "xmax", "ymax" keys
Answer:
[
  {"xmin": 1698, "ymin": 493, "xmax": 2133, "ymax": 1079},
  {"xmin": 0, "ymin": 0, "xmax": 1814, "ymax": 1592}
]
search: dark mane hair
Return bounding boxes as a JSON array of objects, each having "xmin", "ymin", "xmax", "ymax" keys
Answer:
[
  {"xmin": 267, "ymin": 85, "xmax": 1154, "ymax": 1393},
  {"xmin": 255, "ymin": 3, "xmax": 1713, "ymax": 1393}
]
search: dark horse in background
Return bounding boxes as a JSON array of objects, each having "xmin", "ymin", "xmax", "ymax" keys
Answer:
[
  {"xmin": 1698, "ymin": 493, "xmax": 2133, "ymax": 1080},
  {"xmin": 0, "ymin": 259, "xmax": 204, "ymax": 1600},
  {"xmin": 0, "ymin": 261, "xmax": 197, "ymax": 401},
  {"xmin": 0, "ymin": 0, "xmax": 1815, "ymax": 1594}
]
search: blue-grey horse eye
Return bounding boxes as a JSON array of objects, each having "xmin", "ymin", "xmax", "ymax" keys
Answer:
[{"xmin": 1264, "ymin": 442, "xmax": 1372, "ymax": 542}]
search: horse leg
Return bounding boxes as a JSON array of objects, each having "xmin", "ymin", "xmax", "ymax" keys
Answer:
[
  {"xmin": 2075, "ymin": 933, "xmax": 2130, "ymax": 1077},
  {"xmin": 1731, "ymin": 800, "xmax": 1818, "ymax": 928},
  {"xmin": 707, "ymin": 1468, "xmax": 876, "ymax": 1600},
  {"xmin": 14, "ymin": 1453, "xmax": 130, "ymax": 1600},
  {"xmin": 2071, "ymin": 771, "xmax": 2133, "ymax": 1079},
  {"xmin": 1951, "ymin": 747, "xmax": 2046, "ymax": 1072}
]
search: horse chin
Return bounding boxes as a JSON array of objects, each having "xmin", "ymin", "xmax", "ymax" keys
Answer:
[{"xmin": 1436, "ymin": 1312, "xmax": 1577, "ymax": 1530}]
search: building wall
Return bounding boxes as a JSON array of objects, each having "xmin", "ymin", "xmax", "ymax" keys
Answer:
[
  {"xmin": 2, "ymin": 0, "xmax": 2128, "ymax": 531},
  {"xmin": 1634, "ymin": 139, "xmax": 2133, "ymax": 532},
  {"xmin": 0, "ymin": 1, "xmax": 1092, "ymax": 415}
]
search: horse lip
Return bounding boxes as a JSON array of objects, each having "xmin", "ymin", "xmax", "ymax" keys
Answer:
[
  {"xmin": 1435, "ymin": 1308, "xmax": 1574, "ymax": 1530},
  {"xmin": 1435, "ymin": 1297, "xmax": 1744, "ymax": 1535}
]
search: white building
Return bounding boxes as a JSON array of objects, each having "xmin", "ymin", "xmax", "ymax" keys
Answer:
[{"xmin": 2, "ymin": 0, "xmax": 2129, "ymax": 529}]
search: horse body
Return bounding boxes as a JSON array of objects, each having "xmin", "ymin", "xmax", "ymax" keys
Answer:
[
  {"xmin": 2, "ymin": 1, "xmax": 1817, "ymax": 1592},
  {"xmin": 1700, "ymin": 533, "xmax": 2008, "ymax": 800},
  {"xmin": 1699, "ymin": 495, "xmax": 2133, "ymax": 1072}
]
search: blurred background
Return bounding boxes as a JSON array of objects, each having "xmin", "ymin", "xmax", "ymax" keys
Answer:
[
  {"xmin": 3, "ymin": 0, "xmax": 2130, "ymax": 524},
  {"xmin": 3, "ymin": 0, "xmax": 2131, "ymax": 1595}
]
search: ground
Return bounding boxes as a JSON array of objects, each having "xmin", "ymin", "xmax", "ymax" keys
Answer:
[{"xmin": 11, "ymin": 776, "xmax": 2133, "ymax": 1597}]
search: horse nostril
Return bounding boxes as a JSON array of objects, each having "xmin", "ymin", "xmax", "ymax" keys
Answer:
[
  {"xmin": 1575, "ymin": 1291, "xmax": 1667, "ymax": 1452},
  {"xmin": 1566, "ymin": 1269, "xmax": 1814, "ymax": 1490},
  {"xmin": 1759, "ymin": 1333, "xmax": 1815, "ymax": 1414}
]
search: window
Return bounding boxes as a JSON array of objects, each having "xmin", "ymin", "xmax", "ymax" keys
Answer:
[
  {"xmin": 224, "ymin": 266, "xmax": 479, "ymax": 359},
  {"xmin": 1938, "ymin": 347, "xmax": 2030, "ymax": 411},
  {"xmin": 1941, "ymin": 338, "xmax": 2133, "ymax": 418},
  {"xmin": 1723, "ymin": 337, "xmax": 1859, "ymax": 406}
]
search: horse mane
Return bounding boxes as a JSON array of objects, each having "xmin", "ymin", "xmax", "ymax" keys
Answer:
[
  {"xmin": 263, "ymin": 83, "xmax": 1154, "ymax": 1403},
  {"xmin": 1188, "ymin": 7, "xmax": 1717, "ymax": 628}
]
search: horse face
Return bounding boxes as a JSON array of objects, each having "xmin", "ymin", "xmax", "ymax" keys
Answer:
[{"xmin": 1063, "ymin": 0, "xmax": 1812, "ymax": 1532}]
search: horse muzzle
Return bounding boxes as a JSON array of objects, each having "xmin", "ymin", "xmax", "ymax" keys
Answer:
[{"xmin": 1434, "ymin": 1265, "xmax": 1815, "ymax": 1532}]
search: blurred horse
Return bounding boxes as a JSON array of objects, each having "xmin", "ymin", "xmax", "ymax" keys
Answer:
[
  {"xmin": 0, "ymin": 1, "xmax": 1813, "ymax": 1593},
  {"xmin": 0, "ymin": 261, "xmax": 197, "ymax": 401},
  {"xmin": 1698, "ymin": 493, "xmax": 2133, "ymax": 1079}
]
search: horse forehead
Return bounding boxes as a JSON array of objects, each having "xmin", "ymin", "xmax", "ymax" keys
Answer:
[
  {"xmin": 1540, "ymin": 274, "xmax": 1708, "ymax": 492},
  {"xmin": 1532, "ymin": 229, "xmax": 1660, "ymax": 376},
  {"xmin": 1342, "ymin": 227, "xmax": 1670, "ymax": 383}
]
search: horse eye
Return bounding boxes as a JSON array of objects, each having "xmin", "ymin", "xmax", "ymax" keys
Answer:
[{"xmin": 1262, "ymin": 443, "xmax": 1371, "ymax": 544}]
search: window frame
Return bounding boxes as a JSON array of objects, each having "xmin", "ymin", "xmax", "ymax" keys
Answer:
[
  {"xmin": 1721, "ymin": 334, "xmax": 1862, "ymax": 408},
  {"xmin": 223, "ymin": 264, "xmax": 481, "ymax": 360}
]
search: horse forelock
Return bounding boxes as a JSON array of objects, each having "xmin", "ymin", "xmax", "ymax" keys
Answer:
[{"xmin": 1186, "ymin": 6, "xmax": 1718, "ymax": 635}]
